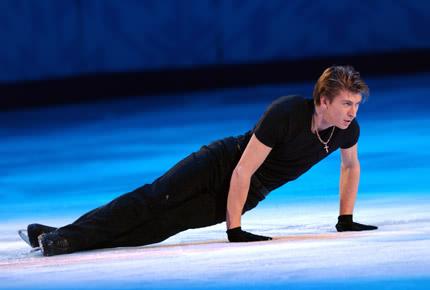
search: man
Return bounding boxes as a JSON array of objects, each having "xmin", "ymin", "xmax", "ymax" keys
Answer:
[{"xmin": 22, "ymin": 65, "xmax": 377, "ymax": 256}]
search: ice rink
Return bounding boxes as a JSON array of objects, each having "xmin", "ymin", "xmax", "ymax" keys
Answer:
[{"xmin": 1, "ymin": 73, "xmax": 429, "ymax": 289}]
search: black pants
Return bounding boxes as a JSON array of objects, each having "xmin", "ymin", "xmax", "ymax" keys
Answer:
[{"xmin": 56, "ymin": 137, "xmax": 263, "ymax": 252}]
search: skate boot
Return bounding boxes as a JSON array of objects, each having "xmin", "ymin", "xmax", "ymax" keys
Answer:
[
  {"xmin": 18, "ymin": 223, "xmax": 57, "ymax": 248},
  {"xmin": 38, "ymin": 232, "xmax": 73, "ymax": 257}
]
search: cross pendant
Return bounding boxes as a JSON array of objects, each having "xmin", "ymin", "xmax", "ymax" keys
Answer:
[{"xmin": 324, "ymin": 144, "xmax": 329, "ymax": 153}]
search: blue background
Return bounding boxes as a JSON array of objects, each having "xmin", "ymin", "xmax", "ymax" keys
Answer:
[
  {"xmin": 1, "ymin": 0, "xmax": 429, "ymax": 83},
  {"xmin": 1, "ymin": 2, "xmax": 430, "ymax": 289}
]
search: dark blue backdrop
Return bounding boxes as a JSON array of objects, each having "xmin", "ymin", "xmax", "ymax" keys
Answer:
[{"xmin": 1, "ymin": 0, "xmax": 430, "ymax": 83}]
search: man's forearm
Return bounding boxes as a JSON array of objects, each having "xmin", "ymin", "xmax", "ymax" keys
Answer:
[
  {"xmin": 226, "ymin": 169, "xmax": 251, "ymax": 229},
  {"xmin": 339, "ymin": 164, "xmax": 360, "ymax": 215}
]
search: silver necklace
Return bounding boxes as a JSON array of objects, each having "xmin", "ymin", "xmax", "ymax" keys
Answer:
[{"xmin": 313, "ymin": 115, "xmax": 335, "ymax": 153}]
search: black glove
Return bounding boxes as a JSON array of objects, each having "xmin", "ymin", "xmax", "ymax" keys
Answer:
[
  {"xmin": 335, "ymin": 215, "xmax": 378, "ymax": 232},
  {"xmin": 226, "ymin": 227, "xmax": 272, "ymax": 242}
]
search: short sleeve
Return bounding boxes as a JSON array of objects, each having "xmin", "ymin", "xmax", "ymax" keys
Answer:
[
  {"xmin": 253, "ymin": 101, "xmax": 286, "ymax": 148},
  {"xmin": 340, "ymin": 119, "xmax": 360, "ymax": 149}
]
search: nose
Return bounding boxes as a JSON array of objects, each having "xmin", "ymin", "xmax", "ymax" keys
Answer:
[{"xmin": 348, "ymin": 106, "xmax": 357, "ymax": 118}]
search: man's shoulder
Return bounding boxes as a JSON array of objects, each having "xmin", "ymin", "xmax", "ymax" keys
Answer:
[
  {"xmin": 272, "ymin": 95, "xmax": 304, "ymax": 105},
  {"xmin": 270, "ymin": 95, "xmax": 308, "ymax": 111},
  {"xmin": 338, "ymin": 118, "xmax": 360, "ymax": 149},
  {"xmin": 270, "ymin": 95, "xmax": 311, "ymax": 117}
]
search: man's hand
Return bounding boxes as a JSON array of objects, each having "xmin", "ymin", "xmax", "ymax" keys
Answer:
[
  {"xmin": 226, "ymin": 227, "xmax": 272, "ymax": 242},
  {"xmin": 335, "ymin": 215, "xmax": 378, "ymax": 232}
]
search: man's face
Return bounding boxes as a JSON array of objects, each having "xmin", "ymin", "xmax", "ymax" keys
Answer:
[{"xmin": 322, "ymin": 90, "xmax": 362, "ymax": 129}]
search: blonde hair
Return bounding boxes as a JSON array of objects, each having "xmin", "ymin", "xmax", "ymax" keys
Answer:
[{"xmin": 313, "ymin": 66, "xmax": 369, "ymax": 105}]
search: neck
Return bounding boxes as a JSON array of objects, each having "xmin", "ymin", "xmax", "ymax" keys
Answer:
[{"xmin": 312, "ymin": 105, "xmax": 332, "ymax": 132}]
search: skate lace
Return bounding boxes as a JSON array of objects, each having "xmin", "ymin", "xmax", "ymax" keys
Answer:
[
  {"xmin": 56, "ymin": 239, "xmax": 69, "ymax": 248},
  {"xmin": 47, "ymin": 236, "xmax": 70, "ymax": 248}
]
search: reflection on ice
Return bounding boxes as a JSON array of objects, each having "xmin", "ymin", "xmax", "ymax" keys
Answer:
[{"xmin": 1, "ymin": 74, "xmax": 430, "ymax": 289}]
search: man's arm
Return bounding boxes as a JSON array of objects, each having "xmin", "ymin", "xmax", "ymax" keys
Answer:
[
  {"xmin": 225, "ymin": 134, "xmax": 272, "ymax": 242},
  {"xmin": 339, "ymin": 143, "xmax": 360, "ymax": 215},
  {"xmin": 336, "ymin": 143, "xmax": 378, "ymax": 232},
  {"xmin": 227, "ymin": 134, "xmax": 272, "ymax": 229}
]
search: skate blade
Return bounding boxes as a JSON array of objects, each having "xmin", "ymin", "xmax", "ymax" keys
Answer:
[
  {"xmin": 18, "ymin": 229, "xmax": 31, "ymax": 247},
  {"xmin": 38, "ymin": 234, "xmax": 46, "ymax": 256},
  {"xmin": 30, "ymin": 247, "xmax": 41, "ymax": 253}
]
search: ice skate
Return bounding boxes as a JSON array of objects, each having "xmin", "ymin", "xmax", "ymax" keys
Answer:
[
  {"xmin": 18, "ymin": 223, "xmax": 57, "ymax": 248},
  {"xmin": 38, "ymin": 232, "xmax": 73, "ymax": 257}
]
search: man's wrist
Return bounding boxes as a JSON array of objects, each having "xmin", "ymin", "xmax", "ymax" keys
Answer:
[
  {"xmin": 227, "ymin": 220, "xmax": 241, "ymax": 230},
  {"xmin": 226, "ymin": 227, "xmax": 242, "ymax": 234},
  {"xmin": 338, "ymin": 214, "xmax": 353, "ymax": 223}
]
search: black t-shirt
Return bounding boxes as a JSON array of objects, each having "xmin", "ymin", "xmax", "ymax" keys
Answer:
[{"xmin": 234, "ymin": 95, "xmax": 360, "ymax": 193}]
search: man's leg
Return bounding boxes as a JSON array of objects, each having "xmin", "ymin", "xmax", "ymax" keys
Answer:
[
  {"xmin": 41, "ymin": 144, "xmax": 227, "ymax": 254},
  {"xmin": 52, "ymin": 184, "xmax": 158, "ymax": 251},
  {"xmin": 105, "ymin": 191, "xmax": 223, "ymax": 248},
  {"xmin": 104, "ymin": 186, "xmax": 261, "ymax": 249}
]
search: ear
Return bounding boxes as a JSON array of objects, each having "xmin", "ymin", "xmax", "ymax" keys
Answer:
[{"xmin": 320, "ymin": 95, "xmax": 329, "ymax": 108}]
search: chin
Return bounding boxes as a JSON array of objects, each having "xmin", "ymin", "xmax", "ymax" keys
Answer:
[{"xmin": 338, "ymin": 122, "xmax": 350, "ymax": 129}]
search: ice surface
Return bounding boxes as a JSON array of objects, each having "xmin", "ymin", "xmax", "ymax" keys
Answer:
[
  {"xmin": 1, "ymin": 197, "xmax": 429, "ymax": 290},
  {"xmin": 1, "ymin": 74, "xmax": 430, "ymax": 289}
]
